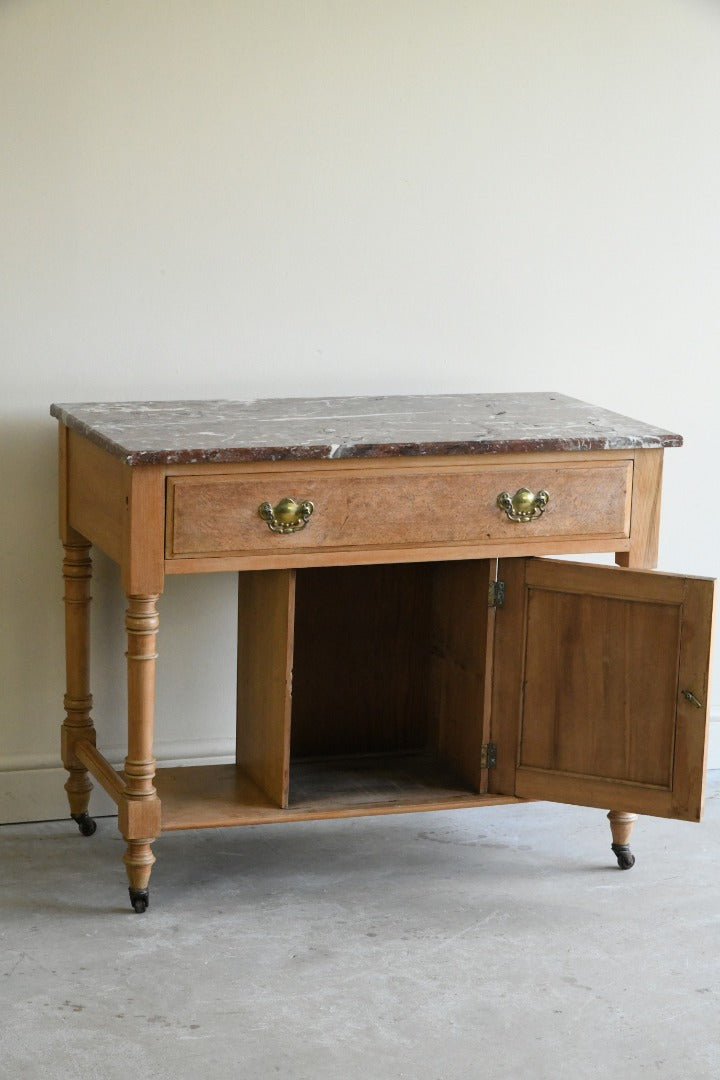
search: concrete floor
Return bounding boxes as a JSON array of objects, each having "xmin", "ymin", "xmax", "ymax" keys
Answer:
[{"xmin": 2, "ymin": 776, "xmax": 719, "ymax": 1080}]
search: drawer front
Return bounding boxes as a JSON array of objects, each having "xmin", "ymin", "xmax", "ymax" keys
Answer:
[{"xmin": 165, "ymin": 460, "xmax": 632, "ymax": 559}]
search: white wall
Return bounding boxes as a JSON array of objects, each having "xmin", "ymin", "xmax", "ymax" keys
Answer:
[{"xmin": 2, "ymin": 0, "xmax": 719, "ymax": 822}]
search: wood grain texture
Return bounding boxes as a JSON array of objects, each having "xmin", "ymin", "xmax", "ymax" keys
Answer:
[
  {"xmin": 671, "ymin": 576, "xmax": 716, "ymax": 820},
  {"xmin": 491, "ymin": 558, "xmax": 714, "ymax": 822},
  {"xmin": 290, "ymin": 564, "xmax": 431, "ymax": 760},
  {"xmin": 161, "ymin": 448, "xmax": 637, "ymax": 475},
  {"xmin": 519, "ymin": 586, "xmax": 680, "ymax": 786},
  {"xmin": 236, "ymin": 569, "xmax": 295, "ymax": 807},
  {"xmin": 60, "ymin": 542, "xmax": 96, "ymax": 818},
  {"xmin": 427, "ymin": 560, "xmax": 494, "ymax": 792},
  {"xmin": 66, "ymin": 429, "xmax": 125, "ymax": 563},
  {"xmin": 607, "ymin": 811, "xmax": 638, "ymax": 847},
  {"xmin": 75, "ymin": 740, "xmax": 125, "ymax": 803},
  {"xmin": 156, "ymin": 761, "xmax": 522, "ymax": 830},
  {"xmin": 122, "ymin": 465, "xmax": 165, "ymax": 595},
  {"xmin": 290, "ymin": 561, "xmax": 492, "ymax": 794},
  {"xmin": 488, "ymin": 558, "xmax": 528, "ymax": 797},
  {"xmin": 119, "ymin": 595, "xmax": 162, "ymax": 893},
  {"xmin": 609, "ymin": 449, "xmax": 665, "ymax": 854},
  {"xmin": 616, "ymin": 449, "xmax": 663, "ymax": 569},
  {"xmin": 166, "ymin": 459, "xmax": 632, "ymax": 560},
  {"xmin": 58, "ymin": 424, "xmax": 85, "ymax": 545},
  {"xmin": 163, "ymin": 534, "xmax": 633, "ymax": 576}
]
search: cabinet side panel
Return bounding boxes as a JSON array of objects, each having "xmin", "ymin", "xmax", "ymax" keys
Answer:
[
  {"xmin": 616, "ymin": 449, "xmax": 663, "ymax": 569},
  {"xmin": 428, "ymin": 561, "xmax": 493, "ymax": 792},
  {"xmin": 236, "ymin": 569, "xmax": 295, "ymax": 808},
  {"xmin": 58, "ymin": 423, "xmax": 84, "ymax": 544},
  {"xmin": 66, "ymin": 429, "xmax": 125, "ymax": 562}
]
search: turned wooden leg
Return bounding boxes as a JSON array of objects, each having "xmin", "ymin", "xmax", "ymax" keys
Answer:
[
  {"xmin": 61, "ymin": 542, "xmax": 98, "ymax": 836},
  {"xmin": 120, "ymin": 595, "xmax": 162, "ymax": 913},
  {"xmin": 608, "ymin": 810, "xmax": 638, "ymax": 870}
]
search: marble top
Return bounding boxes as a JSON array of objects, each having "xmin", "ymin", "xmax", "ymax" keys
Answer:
[{"xmin": 50, "ymin": 394, "xmax": 682, "ymax": 466}]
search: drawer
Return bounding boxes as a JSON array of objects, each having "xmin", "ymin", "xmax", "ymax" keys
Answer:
[{"xmin": 165, "ymin": 459, "xmax": 632, "ymax": 559}]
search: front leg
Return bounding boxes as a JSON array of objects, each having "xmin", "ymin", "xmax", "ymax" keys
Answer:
[
  {"xmin": 607, "ymin": 810, "xmax": 638, "ymax": 870},
  {"xmin": 119, "ymin": 595, "xmax": 162, "ymax": 913}
]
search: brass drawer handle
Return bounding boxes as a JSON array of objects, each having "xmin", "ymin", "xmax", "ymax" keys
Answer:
[
  {"xmin": 497, "ymin": 487, "xmax": 550, "ymax": 523},
  {"xmin": 258, "ymin": 497, "xmax": 314, "ymax": 534}
]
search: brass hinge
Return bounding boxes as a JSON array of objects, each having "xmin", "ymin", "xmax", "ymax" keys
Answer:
[
  {"xmin": 481, "ymin": 743, "xmax": 497, "ymax": 770},
  {"xmin": 488, "ymin": 580, "xmax": 505, "ymax": 609}
]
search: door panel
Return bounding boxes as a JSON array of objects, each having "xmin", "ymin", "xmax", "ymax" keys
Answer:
[{"xmin": 489, "ymin": 558, "xmax": 714, "ymax": 821}]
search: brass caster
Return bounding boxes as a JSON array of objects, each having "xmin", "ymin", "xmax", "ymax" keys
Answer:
[{"xmin": 71, "ymin": 812, "xmax": 97, "ymax": 837}]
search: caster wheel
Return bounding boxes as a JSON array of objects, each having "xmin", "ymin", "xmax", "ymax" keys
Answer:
[
  {"xmin": 129, "ymin": 888, "xmax": 149, "ymax": 914},
  {"xmin": 611, "ymin": 843, "xmax": 635, "ymax": 870},
  {"xmin": 71, "ymin": 812, "xmax": 97, "ymax": 837}
]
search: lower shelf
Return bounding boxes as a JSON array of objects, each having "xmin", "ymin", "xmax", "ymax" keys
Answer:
[{"xmin": 156, "ymin": 754, "xmax": 521, "ymax": 831}]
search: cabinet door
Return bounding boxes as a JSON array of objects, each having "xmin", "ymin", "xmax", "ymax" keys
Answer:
[{"xmin": 489, "ymin": 558, "xmax": 714, "ymax": 821}]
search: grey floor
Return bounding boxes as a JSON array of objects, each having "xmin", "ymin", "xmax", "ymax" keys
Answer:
[{"xmin": 2, "ymin": 777, "xmax": 719, "ymax": 1080}]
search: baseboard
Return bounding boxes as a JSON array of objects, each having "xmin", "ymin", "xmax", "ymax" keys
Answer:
[
  {"xmin": 3, "ymin": 727, "xmax": 719, "ymax": 826},
  {"xmin": 0, "ymin": 766, "xmax": 119, "ymax": 825},
  {"xmin": 0, "ymin": 738, "xmax": 235, "ymax": 825},
  {"xmin": 708, "ymin": 719, "xmax": 720, "ymax": 771}
]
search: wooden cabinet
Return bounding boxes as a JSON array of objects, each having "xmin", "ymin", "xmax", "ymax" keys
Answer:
[{"xmin": 51, "ymin": 393, "xmax": 714, "ymax": 912}]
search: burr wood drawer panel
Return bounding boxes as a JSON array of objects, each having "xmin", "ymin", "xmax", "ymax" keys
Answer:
[{"xmin": 164, "ymin": 459, "xmax": 633, "ymax": 559}]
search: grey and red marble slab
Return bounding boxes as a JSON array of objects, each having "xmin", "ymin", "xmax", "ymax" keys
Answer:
[{"xmin": 50, "ymin": 393, "xmax": 682, "ymax": 466}]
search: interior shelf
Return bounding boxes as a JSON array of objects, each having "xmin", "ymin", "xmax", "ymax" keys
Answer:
[{"xmin": 157, "ymin": 758, "xmax": 518, "ymax": 831}]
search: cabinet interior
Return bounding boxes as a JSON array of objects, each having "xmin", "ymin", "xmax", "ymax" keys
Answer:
[
  {"xmin": 288, "ymin": 562, "xmax": 491, "ymax": 806},
  {"xmin": 156, "ymin": 560, "xmax": 508, "ymax": 829}
]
